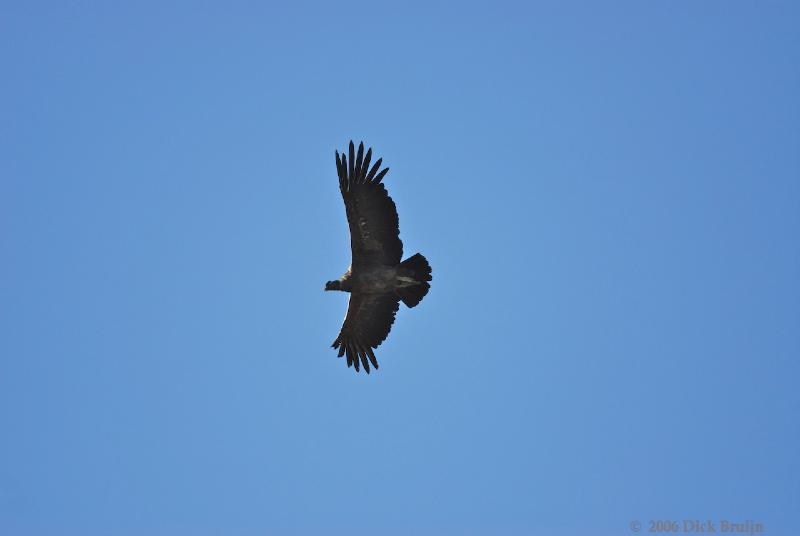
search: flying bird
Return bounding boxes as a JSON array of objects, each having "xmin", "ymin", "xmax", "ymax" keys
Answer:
[{"xmin": 326, "ymin": 141, "xmax": 432, "ymax": 373}]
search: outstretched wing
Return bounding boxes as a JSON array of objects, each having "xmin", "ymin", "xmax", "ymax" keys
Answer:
[
  {"xmin": 335, "ymin": 141, "xmax": 403, "ymax": 267},
  {"xmin": 332, "ymin": 292, "xmax": 400, "ymax": 373}
]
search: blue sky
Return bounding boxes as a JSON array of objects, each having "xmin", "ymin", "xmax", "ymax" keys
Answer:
[{"xmin": 1, "ymin": 2, "xmax": 798, "ymax": 535}]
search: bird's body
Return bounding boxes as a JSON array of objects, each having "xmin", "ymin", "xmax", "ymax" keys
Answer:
[
  {"xmin": 333, "ymin": 264, "xmax": 418, "ymax": 294},
  {"xmin": 325, "ymin": 141, "xmax": 432, "ymax": 373}
]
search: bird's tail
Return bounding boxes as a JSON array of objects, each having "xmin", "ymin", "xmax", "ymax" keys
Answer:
[{"xmin": 396, "ymin": 253, "xmax": 432, "ymax": 308}]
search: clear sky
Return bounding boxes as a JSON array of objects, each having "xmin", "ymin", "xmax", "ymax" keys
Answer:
[{"xmin": 1, "ymin": 2, "xmax": 798, "ymax": 535}]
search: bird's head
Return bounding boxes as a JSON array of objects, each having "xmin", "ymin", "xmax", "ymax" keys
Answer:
[{"xmin": 325, "ymin": 280, "xmax": 341, "ymax": 291}]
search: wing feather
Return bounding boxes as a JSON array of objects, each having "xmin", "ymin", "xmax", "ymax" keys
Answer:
[
  {"xmin": 365, "ymin": 158, "xmax": 382, "ymax": 182},
  {"xmin": 371, "ymin": 167, "xmax": 389, "ymax": 185},
  {"xmin": 361, "ymin": 148, "xmax": 372, "ymax": 181},
  {"xmin": 355, "ymin": 142, "xmax": 364, "ymax": 180},
  {"xmin": 348, "ymin": 141, "xmax": 355, "ymax": 184}
]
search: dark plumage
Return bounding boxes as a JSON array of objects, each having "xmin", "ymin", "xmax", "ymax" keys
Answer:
[{"xmin": 325, "ymin": 141, "xmax": 432, "ymax": 373}]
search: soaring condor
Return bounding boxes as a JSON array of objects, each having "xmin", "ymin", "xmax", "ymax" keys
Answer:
[{"xmin": 325, "ymin": 141, "xmax": 432, "ymax": 373}]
